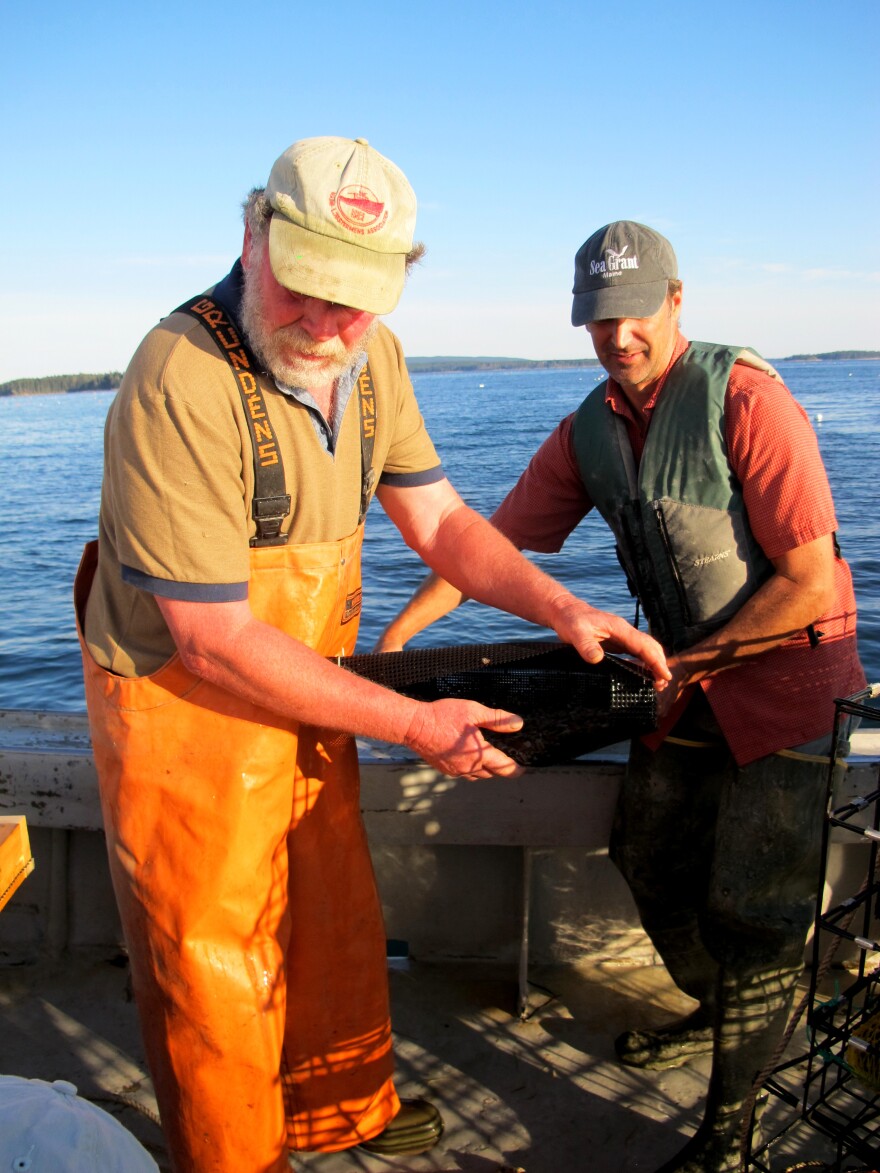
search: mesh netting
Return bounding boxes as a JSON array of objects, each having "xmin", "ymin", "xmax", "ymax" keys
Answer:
[{"xmin": 338, "ymin": 640, "xmax": 657, "ymax": 766}]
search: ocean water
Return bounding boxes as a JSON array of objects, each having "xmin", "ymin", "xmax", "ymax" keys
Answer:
[{"xmin": 1, "ymin": 359, "xmax": 878, "ymax": 713}]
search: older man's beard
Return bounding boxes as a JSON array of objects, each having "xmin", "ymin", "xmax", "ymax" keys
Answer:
[{"xmin": 241, "ymin": 259, "xmax": 377, "ymax": 387}]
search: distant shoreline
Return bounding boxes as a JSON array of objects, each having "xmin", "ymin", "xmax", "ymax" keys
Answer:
[
  {"xmin": 406, "ymin": 356, "xmax": 601, "ymax": 373},
  {"xmin": 2, "ymin": 350, "xmax": 878, "ymax": 396},
  {"xmin": 408, "ymin": 350, "xmax": 880, "ymax": 373}
]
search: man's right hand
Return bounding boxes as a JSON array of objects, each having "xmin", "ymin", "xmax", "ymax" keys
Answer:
[
  {"xmin": 545, "ymin": 596, "xmax": 670, "ymax": 688},
  {"xmin": 403, "ymin": 699, "xmax": 525, "ymax": 779}
]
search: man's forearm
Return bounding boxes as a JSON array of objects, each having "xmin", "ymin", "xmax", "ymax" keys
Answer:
[
  {"xmin": 375, "ymin": 572, "xmax": 467, "ymax": 651},
  {"xmin": 676, "ymin": 579, "xmax": 826, "ymax": 680},
  {"xmin": 375, "ymin": 492, "xmax": 668, "ymax": 682},
  {"xmin": 168, "ymin": 607, "xmax": 422, "ymax": 744},
  {"xmin": 666, "ymin": 536, "xmax": 836, "ymax": 702},
  {"xmin": 155, "ymin": 594, "xmax": 531, "ymax": 779},
  {"xmin": 420, "ymin": 506, "xmax": 574, "ymax": 632}
]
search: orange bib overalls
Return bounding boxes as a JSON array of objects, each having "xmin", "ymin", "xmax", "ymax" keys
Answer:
[{"xmin": 75, "ymin": 529, "xmax": 398, "ymax": 1173}]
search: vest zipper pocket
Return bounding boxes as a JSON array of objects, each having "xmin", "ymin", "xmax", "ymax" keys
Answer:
[{"xmin": 653, "ymin": 501, "xmax": 694, "ymax": 630}]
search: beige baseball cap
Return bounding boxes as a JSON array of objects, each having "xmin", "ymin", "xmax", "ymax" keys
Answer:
[{"xmin": 265, "ymin": 136, "xmax": 417, "ymax": 315}]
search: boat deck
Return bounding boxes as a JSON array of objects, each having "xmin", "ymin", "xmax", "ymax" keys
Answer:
[
  {"xmin": 3, "ymin": 711, "xmax": 878, "ymax": 1170},
  {"xmin": 0, "ymin": 948, "xmax": 841, "ymax": 1173}
]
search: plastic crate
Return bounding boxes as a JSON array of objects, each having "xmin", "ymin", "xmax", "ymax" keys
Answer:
[{"xmin": 0, "ymin": 815, "xmax": 35, "ymax": 912}]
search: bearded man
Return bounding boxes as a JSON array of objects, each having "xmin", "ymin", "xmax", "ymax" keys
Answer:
[{"xmin": 75, "ymin": 141, "xmax": 667, "ymax": 1173}]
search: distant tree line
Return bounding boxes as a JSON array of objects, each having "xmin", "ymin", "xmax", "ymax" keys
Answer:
[
  {"xmin": 783, "ymin": 350, "xmax": 880, "ymax": 362},
  {"xmin": 407, "ymin": 356, "xmax": 601, "ymax": 372},
  {"xmin": 2, "ymin": 351, "xmax": 877, "ymax": 394},
  {"xmin": 0, "ymin": 372, "xmax": 124, "ymax": 397}
]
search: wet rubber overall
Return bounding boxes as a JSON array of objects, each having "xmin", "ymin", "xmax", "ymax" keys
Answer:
[
  {"xmin": 74, "ymin": 285, "xmax": 398, "ymax": 1171},
  {"xmin": 75, "ymin": 529, "xmax": 397, "ymax": 1171},
  {"xmin": 614, "ymin": 713, "xmax": 831, "ymax": 1171}
]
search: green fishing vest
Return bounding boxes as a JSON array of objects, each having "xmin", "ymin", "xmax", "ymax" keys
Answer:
[{"xmin": 572, "ymin": 342, "xmax": 775, "ymax": 652}]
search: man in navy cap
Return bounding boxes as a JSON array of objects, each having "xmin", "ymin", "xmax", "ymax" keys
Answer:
[{"xmin": 377, "ymin": 220, "xmax": 866, "ymax": 1172}]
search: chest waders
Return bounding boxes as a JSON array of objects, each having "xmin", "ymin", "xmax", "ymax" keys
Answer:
[
  {"xmin": 75, "ymin": 298, "xmax": 397, "ymax": 1171},
  {"xmin": 573, "ymin": 345, "xmax": 835, "ymax": 1171}
]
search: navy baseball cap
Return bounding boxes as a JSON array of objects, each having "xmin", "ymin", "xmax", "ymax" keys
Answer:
[{"xmin": 571, "ymin": 221, "xmax": 678, "ymax": 325}]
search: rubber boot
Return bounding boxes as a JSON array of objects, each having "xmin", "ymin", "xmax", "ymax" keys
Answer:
[
  {"xmin": 616, "ymin": 1004, "xmax": 715, "ymax": 1070},
  {"xmin": 653, "ymin": 962, "xmax": 801, "ymax": 1173},
  {"xmin": 613, "ymin": 897, "xmax": 722, "ymax": 1068}
]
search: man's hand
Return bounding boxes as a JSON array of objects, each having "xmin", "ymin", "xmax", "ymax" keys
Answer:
[
  {"xmin": 403, "ymin": 699, "xmax": 525, "ymax": 779},
  {"xmin": 655, "ymin": 657, "xmax": 692, "ymax": 719},
  {"xmin": 548, "ymin": 596, "xmax": 671, "ymax": 689}
]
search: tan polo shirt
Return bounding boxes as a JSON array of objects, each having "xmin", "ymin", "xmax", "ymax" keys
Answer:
[{"xmin": 85, "ymin": 297, "xmax": 441, "ymax": 677}]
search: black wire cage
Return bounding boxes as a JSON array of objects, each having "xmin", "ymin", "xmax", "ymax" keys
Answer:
[
  {"xmin": 338, "ymin": 640, "xmax": 657, "ymax": 766},
  {"xmin": 746, "ymin": 684, "xmax": 880, "ymax": 1172}
]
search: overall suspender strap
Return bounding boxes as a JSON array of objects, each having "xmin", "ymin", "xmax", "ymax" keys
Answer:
[
  {"xmin": 175, "ymin": 295, "xmax": 291, "ymax": 547},
  {"xmin": 176, "ymin": 294, "xmax": 379, "ymax": 540},
  {"xmin": 356, "ymin": 364, "xmax": 377, "ymax": 525}
]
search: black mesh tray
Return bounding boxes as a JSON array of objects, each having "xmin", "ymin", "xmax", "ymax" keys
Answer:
[{"xmin": 338, "ymin": 640, "xmax": 657, "ymax": 766}]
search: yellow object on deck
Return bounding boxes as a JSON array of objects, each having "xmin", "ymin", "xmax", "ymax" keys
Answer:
[{"xmin": 0, "ymin": 815, "xmax": 35, "ymax": 912}]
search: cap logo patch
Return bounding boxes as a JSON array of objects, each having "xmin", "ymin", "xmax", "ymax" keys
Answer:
[
  {"xmin": 329, "ymin": 184, "xmax": 389, "ymax": 236},
  {"xmin": 590, "ymin": 246, "xmax": 640, "ymax": 279}
]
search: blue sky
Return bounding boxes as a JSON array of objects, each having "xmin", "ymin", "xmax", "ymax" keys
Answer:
[{"xmin": 3, "ymin": 0, "xmax": 878, "ymax": 380}]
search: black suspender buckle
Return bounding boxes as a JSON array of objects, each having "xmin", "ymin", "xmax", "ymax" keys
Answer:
[{"xmin": 250, "ymin": 494, "xmax": 292, "ymax": 547}]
